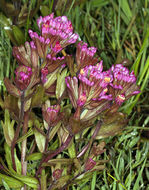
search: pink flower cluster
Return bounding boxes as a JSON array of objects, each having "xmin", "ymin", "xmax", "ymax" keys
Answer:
[
  {"xmin": 65, "ymin": 60, "xmax": 140, "ymax": 120},
  {"xmin": 12, "ymin": 13, "xmax": 140, "ymax": 120},
  {"xmin": 29, "ymin": 13, "xmax": 78, "ymax": 57},
  {"xmin": 108, "ymin": 64, "xmax": 140, "ymax": 105}
]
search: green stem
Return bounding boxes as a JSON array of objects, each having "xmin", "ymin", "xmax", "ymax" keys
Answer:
[{"xmin": 11, "ymin": 91, "xmax": 25, "ymax": 171}]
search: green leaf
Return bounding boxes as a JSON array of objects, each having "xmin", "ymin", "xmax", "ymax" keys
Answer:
[
  {"xmin": 12, "ymin": 25, "xmax": 25, "ymax": 45},
  {"xmin": 68, "ymin": 139, "xmax": 76, "ymax": 158},
  {"xmin": 95, "ymin": 112, "xmax": 127, "ymax": 139},
  {"xmin": 91, "ymin": 171, "xmax": 97, "ymax": 190},
  {"xmin": 0, "ymin": 159, "xmax": 39, "ymax": 189},
  {"xmin": 44, "ymin": 68, "xmax": 59, "ymax": 89},
  {"xmin": 26, "ymin": 152, "xmax": 43, "ymax": 161},
  {"xmin": 41, "ymin": 169, "xmax": 47, "ymax": 190},
  {"xmin": 2, "ymin": 179, "xmax": 11, "ymax": 190},
  {"xmin": 11, "ymin": 174, "xmax": 38, "ymax": 188},
  {"xmin": 48, "ymin": 122, "xmax": 61, "ymax": 142},
  {"xmin": 0, "ymin": 12, "xmax": 12, "ymax": 26},
  {"xmin": 31, "ymin": 85, "xmax": 45, "ymax": 108},
  {"xmin": 40, "ymin": 5, "xmax": 51, "ymax": 16},
  {"xmin": 4, "ymin": 143, "xmax": 21, "ymax": 175},
  {"xmin": 56, "ymin": 68, "xmax": 68, "ymax": 99},
  {"xmin": 34, "ymin": 120, "xmax": 46, "ymax": 153},
  {"xmin": 120, "ymin": 0, "xmax": 132, "ymax": 20},
  {"xmin": 91, "ymin": 0, "xmax": 109, "ymax": 8},
  {"xmin": 17, "ymin": 128, "xmax": 33, "ymax": 143},
  {"xmin": 42, "ymin": 158, "xmax": 73, "ymax": 166},
  {"xmin": 1, "ymin": 109, "xmax": 15, "ymax": 146},
  {"xmin": 0, "ymin": 174, "xmax": 23, "ymax": 189},
  {"xmin": 133, "ymin": 159, "xmax": 147, "ymax": 190}
]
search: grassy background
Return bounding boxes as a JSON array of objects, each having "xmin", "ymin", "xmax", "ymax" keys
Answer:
[{"xmin": 0, "ymin": 0, "xmax": 149, "ymax": 189}]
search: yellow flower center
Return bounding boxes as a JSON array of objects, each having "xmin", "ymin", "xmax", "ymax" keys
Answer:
[{"xmin": 104, "ymin": 77, "xmax": 111, "ymax": 83}]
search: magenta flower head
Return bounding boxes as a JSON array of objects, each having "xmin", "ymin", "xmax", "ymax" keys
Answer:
[
  {"xmin": 65, "ymin": 62, "xmax": 113, "ymax": 122},
  {"xmin": 108, "ymin": 64, "xmax": 140, "ymax": 111},
  {"xmin": 15, "ymin": 65, "xmax": 32, "ymax": 91},
  {"xmin": 76, "ymin": 41, "xmax": 98, "ymax": 70},
  {"xmin": 29, "ymin": 13, "xmax": 79, "ymax": 57},
  {"xmin": 42, "ymin": 104, "xmax": 61, "ymax": 126},
  {"xmin": 29, "ymin": 30, "xmax": 51, "ymax": 59}
]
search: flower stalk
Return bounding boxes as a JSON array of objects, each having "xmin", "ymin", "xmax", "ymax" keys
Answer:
[
  {"xmin": 77, "ymin": 120, "xmax": 102, "ymax": 158},
  {"xmin": 11, "ymin": 90, "xmax": 25, "ymax": 171}
]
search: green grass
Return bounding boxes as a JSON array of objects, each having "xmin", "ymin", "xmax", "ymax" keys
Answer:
[{"xmin": 0, "ymin": 0, "xmax": 149, "ymax": 189}]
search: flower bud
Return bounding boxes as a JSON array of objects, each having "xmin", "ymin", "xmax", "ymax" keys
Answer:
[
  {"xmin": 15, "ymin": 66, "xmax": 32, "ymax": 91},
  {"xmin": 42, "ymin": 104, "xmax": 60, "ymax": 126}
]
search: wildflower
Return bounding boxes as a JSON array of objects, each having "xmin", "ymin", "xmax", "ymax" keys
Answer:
[
  {"xmin": 29, "ymin": 13, "xmax": 79, "ymax": 57},
  {"xmin": 108, "ymin": 64, "xmax": 140, "ymax": 112},
  {"xmin": 40, "ymin": 55, "xmax": 66, "ymax": 95},
  {"xmin": 41, "ymin": 66, "xmax": 49, "ymax": 84},
  {"xmin": 65, "ymin": 62, "xmax": 113, "ymax": 122}
]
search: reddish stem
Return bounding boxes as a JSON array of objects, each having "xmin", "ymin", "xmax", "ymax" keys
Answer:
[
  {"xmin": 44, "ymin": 126, "xmax": 51, "ymax": 152},
  {"xmin": 36, "ymin": 134, "xmax": 73, "ymax": 177},
  {"xmin": 77, "ymin": 120, "xmax": 102, "ymax": 158}
]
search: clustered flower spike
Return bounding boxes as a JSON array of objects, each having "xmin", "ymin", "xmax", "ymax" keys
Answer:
[
  {"xmin": 107, "ymin": 64, "xmax": 140, "ymax": 112},
  {"xmin": 65, "ymin": 60, "xmax": 140, "ymax": 121},
  {"xmin": 65, "ymin": 61, "xmax": 114, "ymax": 122},
  {"xmin": 29, "ymin": 13, "xmax": 79, "ymax": 58}
]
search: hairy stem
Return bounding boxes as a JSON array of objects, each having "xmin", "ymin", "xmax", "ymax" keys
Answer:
[
  {"xmin": 11, "ymin": 91, "xmax": 25, "ymax": 171},
  {"xmin": 36, "ymin": 134, "xmax": 73, "ymax": 177}
]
